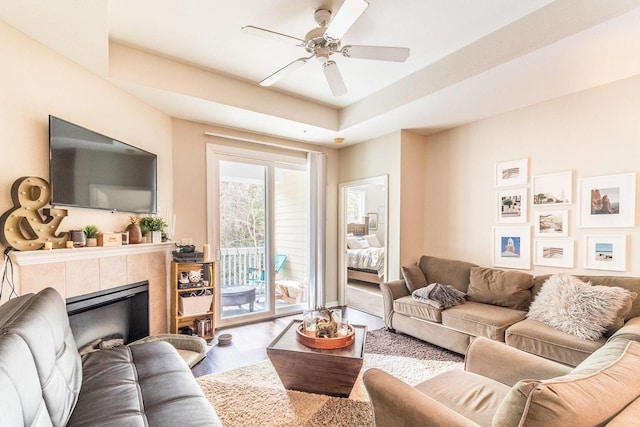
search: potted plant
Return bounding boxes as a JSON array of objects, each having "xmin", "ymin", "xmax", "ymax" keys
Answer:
[
  {"xmin": 139, "ymin": 216, "xmax": 167, "ymax": 243},
  {"xmin": 83, "ymin": 225, "xmax": 99, "ymax": 247}
]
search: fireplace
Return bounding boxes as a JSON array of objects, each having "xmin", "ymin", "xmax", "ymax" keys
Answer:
[{"xmin": 66, "ymin": 281, "xmax": 149, "ymax": 349}]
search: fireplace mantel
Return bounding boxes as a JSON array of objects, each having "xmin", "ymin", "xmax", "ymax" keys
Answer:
[
  {"xmin": 8, "ymin": 242, "xmax": 173, "ymax": 335},
  {"xmin": 10, "ymin": 242, "xmax": 174, "ymax": 266}
]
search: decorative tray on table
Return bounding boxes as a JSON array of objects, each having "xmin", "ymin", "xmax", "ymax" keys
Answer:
[{"xmin": 295, "ymin": 323, "xmax": 355, "ymax": 349}]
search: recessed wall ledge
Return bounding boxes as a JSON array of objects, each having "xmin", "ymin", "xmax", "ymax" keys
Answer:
[{"xmin": 10, "ymin": 242, "xmax": 174, "ymax": 266}]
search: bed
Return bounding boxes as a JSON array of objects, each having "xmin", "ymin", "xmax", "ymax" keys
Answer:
[{"xmin": 346, "ymin": 218, "xmax": 385, "ymax": 285}]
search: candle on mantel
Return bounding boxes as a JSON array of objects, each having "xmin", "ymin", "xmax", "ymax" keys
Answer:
[
  {"xmin": 65, "ymin": 241, "xmax": 74, "ymax": 249},
  {"xmin": 43, "ymin": 241, "xmax": 53, "ymax": 250}
]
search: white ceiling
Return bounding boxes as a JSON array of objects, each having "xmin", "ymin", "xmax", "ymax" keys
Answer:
[{"xmin": 2, "ymin": 0, "xmax": 640, "ymax": 147}]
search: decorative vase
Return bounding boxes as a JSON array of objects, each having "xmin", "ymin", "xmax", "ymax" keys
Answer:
[
  {"xmin": 151, "ymin": 230, "xmax": 162, "ymax": 243},
  {"xmin": 86, "ymin": 237, "xmax": 97, "ymax": 247},
  {"xmin": 127, "ymin": 223, "xmax": 142, "ymax": 244}
]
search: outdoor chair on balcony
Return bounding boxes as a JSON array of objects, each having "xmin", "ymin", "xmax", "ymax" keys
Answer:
[{"xmin": 247, "ymin": 254, "xmax": 287, "ymax": 302}]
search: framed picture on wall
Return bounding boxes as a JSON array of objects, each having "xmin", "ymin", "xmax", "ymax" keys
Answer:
[
  {"xmin": 532, "ymin": 171, "xmax": 572, "ymax": 206},
  {"xmin": 495, "ymin": 158, "xmax": 528, "ymax": 187},
  {"xmin": 578, "ymin": 172, "xmax": 636, "ymax": 228},
  {"xmin": 584, "ymin": 235, "xmax": 627, "ymax": 271},
  {"xmin": 492, "ymin": 226, "xmax": 531, "ymax": 270},
  {"xmin": 368, "ymin": 213, "xmax": 378, "ymax": 230},
  {"xmin": 534, "ymin": 239, "xmax": 574, "ymax": 268},
  {"xmin": 533, "ymin": 210, "xmax": 569, "ymax": 237},
  {"xmin": 497, "ymin": 188, "xmax": 528, "ymax": 223}
]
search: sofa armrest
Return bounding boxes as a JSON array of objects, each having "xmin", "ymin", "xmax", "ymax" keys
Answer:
[
  {"xmin": 363, "ymin": 368, "xmax": 480, "ymax": 427},
  {"xmin": 608, "ymin": 317, "xmax": 640, "ymax": 343},
  {"xmin": 465, "ymin": 337, "xmax": 572, "ymax": 387},
  {"xmin": 380, "ymin": 280, "xmax": 410, "ymax": 328}
]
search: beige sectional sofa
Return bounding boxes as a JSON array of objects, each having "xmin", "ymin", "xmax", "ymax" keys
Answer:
[
  {"xmin": 364, "ymin": 320, "xmax": 640, "ymax": 426},
  {"xmin": 382, "ymin": 255, "xmax": 640, "ymax": 366}
]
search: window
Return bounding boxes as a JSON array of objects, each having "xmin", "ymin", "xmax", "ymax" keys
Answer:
[{"xmin": 346, "ymin": 189, "xmax": 365, "ymax": 223}]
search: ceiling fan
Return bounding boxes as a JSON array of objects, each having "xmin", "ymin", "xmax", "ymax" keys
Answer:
[{"xmin": 241, "ymin": 0, "xmax": 410, "ymax": 96}]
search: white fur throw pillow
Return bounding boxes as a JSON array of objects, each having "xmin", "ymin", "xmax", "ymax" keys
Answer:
[{"xmin": 528, "ymin": 274, "xmax": 637, "ymax": 340}]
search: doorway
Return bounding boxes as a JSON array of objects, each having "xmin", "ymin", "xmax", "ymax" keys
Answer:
[
  {"xmin": 338, "ymin": 176, "xmax": 388, "ymax": 317},
  {"xmin": 207, "ymin": 145, "xmax": 312, "ymax": 327}
]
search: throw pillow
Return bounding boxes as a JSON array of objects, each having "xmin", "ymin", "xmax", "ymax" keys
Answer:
[
  {"xmin": 527, "ymin": 274, "xmax": 637, "ymax": 340},
  {"xmin": 493, "ymin": 340, "xmax": 640, "ymax": 427},
  {"xmin": 466, "ymin": 267, "xmax": 534, "ymax": 310},
  {"xmin": 402, "ymin": 265, "xmax": 428, "ymax": 293},
  {"xmin": 352, "ymin": 239, "xmax": 369, "ymax": 249},
  {"xmin": 364, "ymin": 234, "xmax": 382, "ymax": 248}
]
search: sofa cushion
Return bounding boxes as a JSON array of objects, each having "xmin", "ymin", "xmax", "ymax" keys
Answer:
[
  {"xmin": 417, "ymin": 369, "xmax": 511, "ymax": 427},
  {"xmin": 0, "ymin": 288, "xmax": 82, "ymax": 427},
  {"xmin": 67, "ymin": 341, "xmax": 221, "ymax": 426},
  {"xmin": 418, "ymin": 256, "xmax": 477, "ymax": 293},
  {"xmin": 505, "ymin": 318, "xmax": 605, "ymax": 367},
  {"xmin": 493, "ymin": 340, "xmax": 640, "ymax": 427},
  {"xmin": 0, "ymin": 333, "xmax": 51, "ymax": 427},
  {"xmin": 401, "ymin": 264, "xmax": 428, "ymax": 292},
  {"xmin": 441, "ymin": 301, "xmax": 527, "ymax": 341},
  {"xmin": 394, "ymin": 295, "xmax": 442, "ymax": 323},
  {"xmin": 467, "ymin": 267, "xmax": 533, "ymax": 310},
  {"xmin": 527, "ymin": 274, "xmax": 637, "ymax": 340}
]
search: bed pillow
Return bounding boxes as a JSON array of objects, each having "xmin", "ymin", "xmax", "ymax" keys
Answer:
[
  {"xmin": 352, "ymin": 239, "xmax": 369, "ymax": 249},
  {"xmin": 467, "ymin": 267, "xmax": 533, "ymax": 310},
  {"xmin": 402, "ymin": 265, "xmax": 428, "ymax": 293},
  {"xmin": 346, "ymin": 236, "xmax": 358, "ymax": 249},
  {"xmin": 527, "ymin": 274, "xmax": 637, "ymax": 340},
  {"xmin": 364, "ymin": 234, "xmax": 382, "ymax": 248}
]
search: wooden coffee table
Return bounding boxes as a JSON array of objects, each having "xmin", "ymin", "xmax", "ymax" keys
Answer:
[{"xmin": 266, "ymin": 319, "xmax": 367, "ymax": 397}]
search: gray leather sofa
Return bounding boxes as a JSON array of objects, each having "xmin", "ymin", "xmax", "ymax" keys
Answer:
[
  {"xmin": 0, "ymin": 287, "xmax": 221, "ymax": 426},
  {"xmin": 383, "ymin": 255, "xmax": 640, "ymax": 366}
]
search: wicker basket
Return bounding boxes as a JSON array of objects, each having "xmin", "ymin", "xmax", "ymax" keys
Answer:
[{"xmin": 179, "ymin": 294, "xmax": 212, "ymax": 316}]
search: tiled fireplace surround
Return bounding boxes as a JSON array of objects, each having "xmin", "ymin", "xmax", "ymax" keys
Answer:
[{"xmin": 10, "ymin": 242, "xmax": 172, "ymax": 335}]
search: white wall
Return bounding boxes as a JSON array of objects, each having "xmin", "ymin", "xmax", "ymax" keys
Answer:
[
  {"xmin": 0, "ymin": 21, "xmax": 173, "ymax": 246},
  {"xmin": 171, "ymin": 119, "xmax": 341, "ymax": 303},
  {"xmin": 340, "ymin": 132, "xmax": 402, "ymax": 281},
  {"xmin": 424, "ymin": 75, "xmax": 640, "ymax": 276}
]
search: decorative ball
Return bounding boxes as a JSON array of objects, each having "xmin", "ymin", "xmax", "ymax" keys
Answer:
[{"xmin": 188, "ymin": 270, "xmax": 201, "ymax": 283}]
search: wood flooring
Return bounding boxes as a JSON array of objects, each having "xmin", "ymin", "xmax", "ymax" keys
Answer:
[{"xmin": 191, "ymin": 307, "xmax": 385, "ymax": 377}]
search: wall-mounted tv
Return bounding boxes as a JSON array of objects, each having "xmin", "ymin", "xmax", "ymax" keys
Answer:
[{"xmin": 49, "ymin": 115, "xmax": 157, "ymax": 214}]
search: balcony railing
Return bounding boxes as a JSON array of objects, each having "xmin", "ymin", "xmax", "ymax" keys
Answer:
[{"xmin": 219, "ymin": 247, "xmax": 265, "ymax": 288}]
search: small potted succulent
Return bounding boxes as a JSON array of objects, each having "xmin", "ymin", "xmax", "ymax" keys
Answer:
[
  {"xmin": 139, "ymin": 216, "xmax": 168, "ymax": 243},
  {"xmin": 83, "ymin": 225, "xmax": 99, "ymax": 247}
]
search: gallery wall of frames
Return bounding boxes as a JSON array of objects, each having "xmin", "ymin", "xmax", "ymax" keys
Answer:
[{"xmin": 493, "ymin": 158, "xmax": 636, "ymax": 272}]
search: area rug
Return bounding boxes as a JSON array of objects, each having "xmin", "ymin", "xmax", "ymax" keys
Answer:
[{"xmin": 197, "ymin": 329, "xmax": 463, "ymax": 427}]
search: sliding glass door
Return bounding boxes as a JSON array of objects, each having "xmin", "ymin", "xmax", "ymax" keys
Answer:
[{"xmin": 208, "ymin": 145, "xmax": 312, "ymax": 327}]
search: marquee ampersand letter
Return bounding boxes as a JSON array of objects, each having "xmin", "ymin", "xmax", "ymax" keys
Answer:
[{"xmin": 0, "ymin": 176, "xmax": 68, "ymax": 251}]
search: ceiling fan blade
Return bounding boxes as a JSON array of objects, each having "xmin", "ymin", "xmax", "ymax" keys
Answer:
[
  {"xmin": 324, "ymin": 0, "xmax": 369, "ymax": 42},
  {"xmin": 241, "ymin": 25, "xmax": 305, "ymax": 46},
  {"xmin": 322, "ymin": 60, "xmax": 347, "ymax": 96},
  {"xmin": 342, "ymin": 45, "xmax": 410, "ymax": 62},
  {"xmin": 259, "ymin": 57, "xmax": 309, "ymax": 86}
]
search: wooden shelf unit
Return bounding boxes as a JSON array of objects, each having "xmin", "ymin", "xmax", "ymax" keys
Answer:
[{"xmin": 170, "ymin": 260, "xmax": 216, "ymax": 340}]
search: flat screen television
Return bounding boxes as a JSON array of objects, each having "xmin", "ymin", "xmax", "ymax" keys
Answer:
[{"xmin": 49, "ymin": 115, "xmax": 157, "ymax": 214}]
